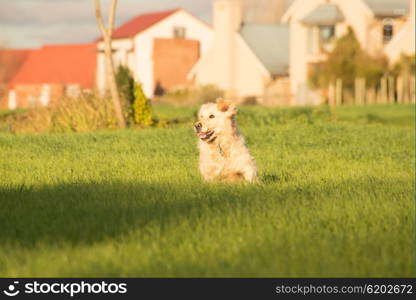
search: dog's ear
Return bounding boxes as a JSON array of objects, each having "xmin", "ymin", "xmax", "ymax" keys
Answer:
[
  {"xmin": 216, "ymin": 98, "xmax": 237, "ymax": 114},
  {"xmin": 216, "ymin": 98, "xmax": 237, "ymax": 117},
  {"xmin": 216, "ymin": 98, "xmax": 230, "ymax": 112},
  {"xmin": 217, "ymin": 98, "xmax": 237, "ymax": 117}
]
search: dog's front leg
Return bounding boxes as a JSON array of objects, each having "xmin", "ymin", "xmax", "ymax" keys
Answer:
[
  {"xmin": 200, "ymin": 163, "xmax": 222, "ymax": 181},
  {"xmin": 242, "ymin": 166, "xmax": 260, "ymax": 183}
]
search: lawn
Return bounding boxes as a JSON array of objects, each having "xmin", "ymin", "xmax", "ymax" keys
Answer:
[{"xmin": 0, "ymin": 104, "xmax": 414, "ymax": 277}]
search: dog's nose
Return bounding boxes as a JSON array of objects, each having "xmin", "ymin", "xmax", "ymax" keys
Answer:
[{"xmin": 194, "ymin": 122, "xmax": 202, "ymax": 131}]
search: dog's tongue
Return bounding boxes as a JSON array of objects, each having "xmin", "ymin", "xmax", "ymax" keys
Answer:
[{"xmin": 197, "ymin": 132, "xmax": 207, "ymax": 138}]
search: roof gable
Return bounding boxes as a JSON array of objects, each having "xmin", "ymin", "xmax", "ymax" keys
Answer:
[
  {"xmin": 0, "ymin": 49, "xmax": 33, "ymax": 84},
  {"xmin": 9, "ymin": 44, "xmax": 96, "ymax": 89},
  {"xmin": 240, "ymin": 24, "xmax": 289, "ymax": 76},
  {"xmin": 111, "ymin": 9, "xmax": 180, "ymax": 39}
]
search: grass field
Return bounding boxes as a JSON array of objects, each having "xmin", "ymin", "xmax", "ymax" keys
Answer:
[{"xmin": 0, "ymin": 104, "xmax": 414, "ymax": 277}]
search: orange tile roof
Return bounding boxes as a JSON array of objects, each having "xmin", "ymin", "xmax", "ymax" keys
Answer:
[
  {"xmin": 9, "ymin": 44, "xmax": 96, "ymax": 89},
  {"xmin": 0, "ymin": 49, "xmax": 33, "ymax": 84}
]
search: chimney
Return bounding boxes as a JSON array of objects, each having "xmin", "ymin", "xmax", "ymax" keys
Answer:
[
  {"xmin": 214, "ymin": 0, "xmax": 243, "ymax": 33},
  {"xmin": 213, "ymin": 0, "xmax": 242, "ymax": 99}
]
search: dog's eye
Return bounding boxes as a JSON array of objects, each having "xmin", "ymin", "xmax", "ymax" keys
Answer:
[{"xmin": 209, "ymin": 115, "xmax": 215, "ymax": 119}]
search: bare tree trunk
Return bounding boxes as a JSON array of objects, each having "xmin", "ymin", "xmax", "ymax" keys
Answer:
[{"xmin": 95, "ymin": 0, "xmax": 126, "ymax": 128}]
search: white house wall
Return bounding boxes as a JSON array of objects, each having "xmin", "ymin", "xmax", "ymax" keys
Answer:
[
  {"xmin": 285, "ymin": 0, "xmax": 325, "ymax": 104},
  {"xmin": 193, "ymin": 32, "xmax": 270, "ymax": 99},
  {"xmin": 234, "ymin": 34, "xmax": 270, "ymax": 98},
  {"xmin": 96, "ymin": 10, "xmax": 212, "ymax": 98},
  {"xmin": 192, "ymin": 0, "xmax": 270, "ymax": 100},
  {"xmin": 384, "ymin": 0, "xmax": 415, "ymax": 63},
  {"xmin": 96, "ymin": 38, "xmax": 134, "ymax": 92},
  {"xmin": 133, "ymin": 10, "xmax": 213, "ymax": 98},
  {"xmin": 284, "ymin": 0, "xmax": 387, "ymax": 105}
]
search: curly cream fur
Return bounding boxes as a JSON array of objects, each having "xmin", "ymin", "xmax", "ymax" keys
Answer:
[{"xmin": 195, "ymin": 99, "xmax": 259, "ymax": 183}]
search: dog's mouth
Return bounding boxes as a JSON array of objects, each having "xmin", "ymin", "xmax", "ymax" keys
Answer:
[{"xmin": 197, "ymin": 130, "xmax": 214, "ymax": 141}]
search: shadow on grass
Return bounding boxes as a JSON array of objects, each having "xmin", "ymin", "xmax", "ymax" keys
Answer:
[
  {"xmin": 0, "ymin": 176, "xmax": 409, "ymax": 251},
  {"xmin": 0, "ymin": 181, "xmax": 269, "ymax": 249},
  {"xmin": 261, "ymin": 174, "xmax": 279, "ymax": 183}
]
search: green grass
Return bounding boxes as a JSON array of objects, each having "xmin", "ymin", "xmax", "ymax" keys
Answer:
[{"xmin": 0, "ymin": 104, "xmax": 414, "ymax": 277}]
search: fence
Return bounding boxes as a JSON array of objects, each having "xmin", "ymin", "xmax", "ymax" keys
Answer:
[{"xmin": 327, "ymin": 74, "xmax": 415, "ymax": 105}]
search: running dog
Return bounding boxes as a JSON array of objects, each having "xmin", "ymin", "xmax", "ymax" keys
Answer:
[{"xmin": 195, "ymin": 98, "xmax": 259, "ymax": 183}]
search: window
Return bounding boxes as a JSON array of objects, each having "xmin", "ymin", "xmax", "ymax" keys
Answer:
[
  {"xmin": 173, "ymin": 26, "xmax": 186, "ymax": 39},
  {"xmin": 319, "ymin": 25, "xmax": 335, "ymax": 42},
  {"xmin": 383, "ymin": 19, "xmax": 394, "ymax": 43}
]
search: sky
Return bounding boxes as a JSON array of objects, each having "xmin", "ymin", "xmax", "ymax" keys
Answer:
[{"xmin": 0, "ymin": 0, "xmax": 212, "ymax": 49}]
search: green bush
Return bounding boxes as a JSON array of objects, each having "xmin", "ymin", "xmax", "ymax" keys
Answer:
[
  {"xmin": 309, "ymin": 27, "xmax": 388, "ymax": 91},
  {"xmin": 115, "ymin": 66, "xmax": 135, "ymax": 124},
  {"xmin": 115, "ymin": 66, "xmax": 135, "ymax": 105},
  {"xmin": 392, "ymin": 54, "xmax": 416, "ymax": 76},
  {"xmin": 133, "ymin": 83, "xmax": 153, "ymax": 126}
]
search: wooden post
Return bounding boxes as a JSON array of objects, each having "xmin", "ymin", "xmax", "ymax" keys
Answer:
[
  {"xmin": 397, "ymin": 76, "xmax": 404, "ymax": 104},
  {"xmin": 335, "ymin": 78, "xmax": 342, "ymax": 105},
  {"xmin": 328, "ymin": 83, "xmax": 335, "ymax": 106},
  {"xmin": 403, "ymin": 73, "xmax": 410, "ymax": 104},
  {"xmin": 354, "ymin": 77, "xmax": 359, "ymax": 105},
  {"xmin": 328, "ymin": 82, "xmax": 337, "ymax": 119},
  {"xmin": 388, "ymin": 75, "xmax": 395, "ymax": 104},
  {"xmin": 362, "ymin": 78, "xmax": 366, "ymax": 104},
  {"xmin": 355, "ymin": 77, "xmax": 365, "ymax": 105},
  {"xmin": 367, "ymin": 87, "xmax": 376, "ymax": 104},
  {"xmin": 380, "ymin": 76, "xmax": 388, "ymax": 104}
]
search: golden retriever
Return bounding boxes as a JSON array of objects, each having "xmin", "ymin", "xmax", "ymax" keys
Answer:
[{"xmin": 194, "ymin": 98, "xmax": 259, "ymax": 183}]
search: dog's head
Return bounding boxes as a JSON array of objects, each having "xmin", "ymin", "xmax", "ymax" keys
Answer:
[{"xmin": 194, "ymin": 98, "xmax": 237, "ymax": 142}]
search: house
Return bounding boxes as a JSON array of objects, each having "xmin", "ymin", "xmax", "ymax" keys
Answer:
[
  {"xmin": 189, "ymin": 0, "xmax": 291, "ymax": 105},
  {"xmin": 5, "ymin": 44, "xmax": 96, "ymax": 109},
  {"xmin": 0, "ymin": 49, "xmax": 33, "ymax": 107},
  {"xmin": 282, "ymin": 0, "xmax": 415, "ymax": 105},
  {"xmin": 96, "ymin": 8, "xmax": 213, "ymax": 98}
]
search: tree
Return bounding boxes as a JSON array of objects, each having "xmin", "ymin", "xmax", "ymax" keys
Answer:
[
  {"xmin": 95, "ymin": 0, "xmax": 126, "ymax": 128},
  {"xmin": 309, "ymin": 27, "xmax": 388, "ymax": 91},
  {"xmin": 115, "ymin": 65, "xmax": 135, "ymax": 105},
  {"xmin": 115, "ymin": 65, "xmax": 135, "ymax": 124}
]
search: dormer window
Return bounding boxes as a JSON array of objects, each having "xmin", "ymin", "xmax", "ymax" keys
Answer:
[
  {"xmin": 382, "ymin": 18, "xmax": 394, "ymax": 43},
  {"xmin": 173, "ymin": 26, "xmax": 186, "ymax": 39}
]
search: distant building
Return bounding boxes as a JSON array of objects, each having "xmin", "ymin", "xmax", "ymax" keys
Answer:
[
  {"xmin": 96, "ymin": 8, "xmax": 213, "ymax": 98},
  {"xmin": 189, "ymin": 0, "xmax": 291, "ymax": 105},
  {"xmin": 4, "ymin": 44, "xmax": 96, "ymax": 109},
  {"xmin": 0, "ymin": 49, "xmax": 33, "ymax": 107},
  {"xmin": 4, "ymin": 1, "xmax": 413, "ymax": 110},
  {"xmin": 282, "ymin": 0, "xmax": 415, "ymax": 105}
]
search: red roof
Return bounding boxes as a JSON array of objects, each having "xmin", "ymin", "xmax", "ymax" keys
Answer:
[
  {"xmin": 0, "ymin": 49, "xmax": 33, "ymax": 84},
  {"xmin": 110, "ymin": 9, "xmax": 180, "ymax": 39},
  {"xmin": 9, "ymin": 44, "xmax": 96, "ymax": 89}
]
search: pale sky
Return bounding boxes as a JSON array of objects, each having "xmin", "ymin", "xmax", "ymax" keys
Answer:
[{"xmin": 0, "ymin": 0, "xmax": 212, "ymax": 49}]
